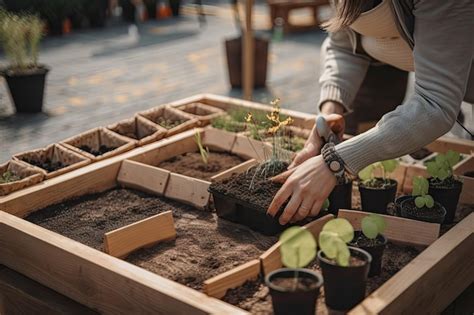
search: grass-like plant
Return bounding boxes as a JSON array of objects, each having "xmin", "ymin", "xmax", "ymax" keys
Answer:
[
  {"xmin": 361, "ymin": 214, "xmax": 386, "ymax": 239},
  {"xmin": 0, "ymin": 10, "xmax": 44, "ymax": 72},
  {"xmin": 425, "ymin": 150, "xmax": 461, "ymax": 183},
  {"xmin": 194, "ymin": 130, "xmax": 209, "ymax": 165},
  {"xmin": 319, "ymin": 218, "xmax": 354, "ymax": 266},
  {"xmin": 412, "ymin": 176, "xmax": 434, "ymax": 209},
  {"xmin": 0, "ymin": 171, "xmax": 21, "ymax": 184},
  {"xmin": 358, "ymin": 159, "xmax": 399, "ymax": 188}
]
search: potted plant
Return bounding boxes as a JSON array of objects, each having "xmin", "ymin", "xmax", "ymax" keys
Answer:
[
  {"xmin": 317, "ymin": 218, "xmax": 371, "ymax": 311},
  {"xmin": 399, "ymin": 176, "xmax": 447, "ymax": 224},
  {"xmin": 358, "ymin": 160, "xmax": 399, "ymax": 214},
  {"xmin": 328, "ymin": 175, "xmax": 353, "ymax": 215},
  {"xmin": 349, "ymin": 214, "xmax": 387, "ymax": 277},
  {"xmin": 265, "ymin": 226, "xmax": 323, "ymax": 315},
  {"xmin": 425, "ymin": 150, "xmax": 463, "ymax": 224},
  {"xmin": 0, "ymin": 11, "xmax": 49, "ymax": 113}
]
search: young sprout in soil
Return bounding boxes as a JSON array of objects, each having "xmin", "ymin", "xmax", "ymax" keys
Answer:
[
  {"xmin": 412, "ymin": 176, "xmax": 435, "ymax": 209},
  {"xmin": 358, "ymin": 159, "xmax": 399, "ymax": 188},
  {"xmin": 194, "ymin": 130, "xmax": 209, "ymax": 165},
  {"xmin": 279, "ymin": 226, "xmax": 317, "ymax": 289},
  {"xmin": 319, "ymin": 218, "xmax": 354, "ymax": 266},
  {"xmin": 361, "ymin": 214, "xmax": 386, "ymax": 244},
  {"xmin": 425, "ymin": 150, "xmax": 461, "ymax": 184},
  {"xmin": 0, "ymin": 170, "xmax": 21, "ymax": 184}
]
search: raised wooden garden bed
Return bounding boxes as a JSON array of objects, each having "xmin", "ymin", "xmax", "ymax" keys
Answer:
[{"xmin": 0, "ymin": 94, "xmax": 473, "ymax": 314}]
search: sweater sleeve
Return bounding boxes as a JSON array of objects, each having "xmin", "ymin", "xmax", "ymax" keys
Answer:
[
  {"xmin": 335, "ymin": 0, "xmax": 474, "ymax": 174},
  {"xmin": 318, "ymin": 29, "xmax": 371, "ymax": 112}
]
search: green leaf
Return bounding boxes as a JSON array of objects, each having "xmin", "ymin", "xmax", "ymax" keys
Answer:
[
  {"xmin": 425, "ymin": 195, "xmax": 435, "ymax": 208},
  {"xmin": 438, "ymin": 168, "xmax": 449, "ymax": 181},
  {"xmin": 319, "ymin": 231, "xmax": 338, "ymax": 259},
  {"xmin": 426, "ymin": 161, "xmax": 439, "ymax": 178},
  {"xmin": 358, "ymin": 164, "xmax": 374, "ymax": 181},
  {"xmin": 446, "ymin": 150, "xmax": 461, "ymax": 167},
  {"xmin": 370, "ymin": 214, "xmax": 386, "ymax": 233},
  {"xmin": 322, "ymin": 218, "xmax": 354, "ymax": 243},
  {"xmin": 361, "ymin": 218, "xmax": 378, "ymax": 239},
  {"xmin": 381, "ymin": 159, "xmax": 399, "ymax": 173},
  {"xmin": 435, "ymin": 154, "xmax": 447, "ymax": 165},
  {"xmin": 322, "ymin": 199, "xmax": 330, "ymax": 210},
  {"xmin": 415, "ymin": 196, "xmax": 426, "ymax": 208},
  {"xmin": 412, "ymin": 176, "xmax": 429, "ymax": 196},
  {"xmin": 280, "ymin": 226, "xmax": 317, "ymax": 268},
  {"xmin": 335, "ymin": 239, "xmax": 351, "ymax": 267}
]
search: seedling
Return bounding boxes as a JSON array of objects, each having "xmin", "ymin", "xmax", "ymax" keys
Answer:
[
  {"xmin": 358, "ymin": 159, "xmax": 399, "ymax": 188},
  {"xmin": 361, "ymin": 214, "xmax": 386, "ymax": 239},
  {"xmin": 194, "ymin": 130, "xmax": 209, "ymax": 165},
  {"xmin": 319, "ymin": 218, "xmax": 354, "ymax": 266},
  {"xmin": 0, "ymin": 171, "xmax": 21, "ymax": 184},
  {"xmin": 425, "ymin": 150, "xmax": 461, "ymax": 182},
  {"xmin": 412, "ymin": 176, "xmax": 434, "ymax": 209}
]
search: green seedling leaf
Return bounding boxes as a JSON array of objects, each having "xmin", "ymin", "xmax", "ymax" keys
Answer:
[
  {"xmin": 426, "ymin": 161, "xmax": 439, "ymax": 178},
  {"xmin": 425, "ymin": 195, "xmax": 435, "ymax": 208},
  {"xmin": 336, "ymin": 239, "xmax": 351, "ymax": 267},
  {"xmin": 322, "ymin": 199, "xmax": 330, "ymax": 210},
  {"xmin": 358, "ymin": 164, "xmax": 374, "ymax": 181},
  {"xmin": 446, "ymin": 150, "xmax": 461, "ymax": 167},
  {"xmin": 412, "ymin": 176, "xmax": 429, "ymax": 197},
  {"xmin": 415, "ymin": 196, "xmax": 426, "ymax": 208},
  {"xmin": 435, "ymin": 154, "xmax": 446, "ymax": 165},
  {"xmin": 280, "ymin": 226, "xmax": 317, "ymax": 268},
  {"xmin": 361, "ymin": 214, "xmax": 386, "ymax": 239},
  {"xmin": 381, "ymin": 159, "xmax": 399, "ymax": 173},
  {"xmin": 322, "ymin": 218, "xmax": 354, "ymax": 243},
  {"xmin": 319, "ymin": 231, "xmax": 339, "ymax": 259}
]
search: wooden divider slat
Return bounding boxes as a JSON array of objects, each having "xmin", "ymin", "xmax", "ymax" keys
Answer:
[{"xmin": 117, "ymin": 160, "xmax": 170, "ymax": 195}]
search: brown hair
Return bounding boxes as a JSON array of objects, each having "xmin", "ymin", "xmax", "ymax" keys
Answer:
[{"xmin": 323, "ymin": 0, "xmax": 367, "ymax": 32}]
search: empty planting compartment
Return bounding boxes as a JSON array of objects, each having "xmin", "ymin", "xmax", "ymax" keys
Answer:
[
  {"xmin": 138, "ymin": 105, "xmax": 199, "ymax": 137},
  {"xmin": 0, "ymin": 160, "xmax": 44, "ymax": 196},
  {"xmin": 13, "ymin": 143, "xmax": 91, "ymax": 179},
  {"xmin": 176, "ymin": 102, "xmax": 225, "ymax": 125},
  {"xmin": 60, "ymin": 127, "xmax": 135, "ymax": 162},
  {"xmin": 107, "ymin": 115, "xmax": 167, "ymax": 146}
]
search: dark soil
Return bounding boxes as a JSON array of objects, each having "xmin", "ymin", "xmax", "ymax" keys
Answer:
[
  {"xmin": 79, "ymin": 145, "xmax": 117, "ymax": 156},
  {"xmin": 210, "ymin": 161, "xmax": 288, "ymax": 211},
  {"xmin": 428, "ymin": 176, "xmax": 461, "ymax": 189},
  {"xmin": 23, "ymin": 158, "xmax": 65, "ymax": 173},
  {"xmin": 464, "ymin": 171, "xmax": 474, "ymax": 178},
  {"xmin": 402, "ymin": 198, "xmax": 445, "ymax": 218},
  {"xmin": 350, "ymin": 233, "xmax": 385, "ymax": 248},
  {"xmin": 409, "ymin": 148, "xmax": 432, "ymax": 160},
  {"xmin": 154, "ymin": 117, "xmax": 187, "ymax": 129},
  {"xmin": 359, "ymin": 178, "xmax": 397, "ymax": 190},
  {"xmin": 157, "ymin": 151, "xmax": 246, "ymax": 181},
  {"xmin": 25, "ymin": 189, "xmax": 276, "ymax": 291},
  {"xmin": 271, "ymin": 277, "xmax": 318, "ymax": 291},
  {"xmin": 326, "ymin": 255, "xmax": 366, "ymax": 267}
]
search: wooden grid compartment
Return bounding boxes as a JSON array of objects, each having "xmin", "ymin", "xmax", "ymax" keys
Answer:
[
  {"xmin": 138, "ymin": 105, "xmax": 199, "ymax": 137},
  {"xmin": 176, "ymin": 102, "xmax": 225, "ymax": 126},
  {"xmin": 107, "ymin": 115, "xmax": 167, "ymax": 147},
  {"xmin": 0, "ymin": 160, "xmax": 44, "ymax": 196}
]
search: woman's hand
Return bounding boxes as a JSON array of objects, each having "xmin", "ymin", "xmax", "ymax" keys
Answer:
[
  {"xmin": 288, "ymin": 113, "xmax": 345, "ymax": 169},
  {"xmin": 268, "ymin": 155, "xmax": 337, "ymax": 224}
]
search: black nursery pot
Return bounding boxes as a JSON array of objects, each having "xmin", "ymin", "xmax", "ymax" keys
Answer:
[
  {"xmin": 265, "ymin": 268, "xmax": 323, "ymax": 315},
  {"xmin": 358, "ymin": 179, "xmax": 397, "ymax": 214},
  {"xmin": 318, "ymin": 247, "xmax": 371, "ymax": 311},
  {"xmin": 3, "ymin": 67, "xmax": 49, "ymax": 113},
  {"xmin": 400, "ymin": 197, "xmax": 447, "ymax": 224},
  {"xmin": 349, "ymin": 231, "xmax": 387, "ymax": 277},
  {"xmin": 328, "ymin": 180, "xmax": 353, "ymax": 215},
  {"xmin": 209, "ymin": 188, "xmax": 287, "ymax": 236},
  {"xmin": 428, "ymin": 179, "xmax": 463, "ymax": 224}
]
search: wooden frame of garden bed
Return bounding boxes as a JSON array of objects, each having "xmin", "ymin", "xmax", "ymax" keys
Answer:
[{"xmin": 0, "ymin": 94, "xmax": 473, "ymax": 314}]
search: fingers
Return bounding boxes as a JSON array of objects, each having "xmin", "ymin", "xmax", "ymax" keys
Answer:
[
  {"xmin": 271, "ymin": 168, "xmax": 295, "ymax": 184},
  {"xmin": 279, "ymin": 193, "xmax": 303, "ymax": 225},
  {"xmin": 309, "ymin": 199, "xmax": 324, "ymax": 217},
  {"xmin": 288, "ymin": 148, "xmax": 312, "ymax": 169},
  {"xmin": 290, "ymin": 198, "xmax": 314, "ymax": 223},
  {"xmin": 267, "ymin": 180, "xmax": 293, "ymax": 217}
]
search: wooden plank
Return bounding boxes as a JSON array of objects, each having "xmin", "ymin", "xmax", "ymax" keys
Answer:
[
  {"xmin": 338, "ymin": 209, "xmax": 440, "ymax": 247},
  {"xmin": 453, "ymin": 155, "xmax": 474, "ymax": 176},
  {"xmin": 104, "ymin": 211, "xmax": 176, "ymax": 259},
  {"xmin": 117, "ymin": 160, "xmax": 170, "ymax": 195},
  {"xmin": 260, "ymin": 214, "xmax": 334, "ymax": 276},
  {"xmin": 0, "ymin": 266, "xmax": 98, "ymax": 315},
  {"xmin": 402, "ymin": 163, "xmax": 428, "ymax": 194},
  {"xmin": 203, "ymin": 259, "xmax": 261, "ymax": 299},
  {"xmin": 0, "ymin": 213, "xmax": 248, "ymax": 315},
  {"xmin": 231, "ymin": 135, "xmax": 272, "ymax": 161},
  {"xmin": 164, "ymin": 173, "xmax": 211, "ymax": 209},
  {"xmin": 425, "ymin": 136, "xmax": 474, "ymax": 155},
  {"xmin": 459, "ymin": 175, "xmax": 474, "ymax": 204},
  {"xmin": 202, "ymin": 127, "xmax": 237, "ymax": 152},
  {"xmin": 211, "ymin": 159, "xmax": 258, "ymax": 182},
  {"xmin": 350, "ymin": 213, "xmax": 474, "ymax": 314}
]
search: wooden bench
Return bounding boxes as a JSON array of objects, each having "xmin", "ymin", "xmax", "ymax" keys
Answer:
[{"xmin": 268, "ymin": 0, "xmax": 329, "ymax": 33}]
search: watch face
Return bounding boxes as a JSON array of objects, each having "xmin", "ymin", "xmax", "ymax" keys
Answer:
[{"xmin": 330, "ymin": 160, "xmax": 341, "ymax": 172}]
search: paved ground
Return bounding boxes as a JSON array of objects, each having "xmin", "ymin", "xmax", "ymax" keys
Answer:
[{"xmin": 0, "ymin": 3, "xmax": 472, "ymax": 163}]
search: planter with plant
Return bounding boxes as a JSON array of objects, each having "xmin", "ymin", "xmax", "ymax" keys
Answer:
[
  {"xmin": 349, "ymin": 214, "xmax": 387, "ymax": 277},
  {"xmin": 265, "ymin": 226, "xmax": 323, "ymax": 315},
  {"xmin": 425, "ymin": 150, "xmax": 463, "ymax": 224},
  {"xmin": 0, "ymin": 11, "xmax": 49, "ymax": 113},
  {"xmin": 358, "ymin": 160, "xmax": 399, "ymax": 214},
  {"xmin": 399, "ymin": 176, "xmax": 447, "ymax": 224},
  {"xmin": 317, "ymin": 218, "xmax": 371, "ymax": 311},
  {"xmin": 138, "ymin": 106, "xmax": 199, "ymax": 137},
  {"xmin": 0, "ymin": 160, "xmax": 44, "ymax": 196}
]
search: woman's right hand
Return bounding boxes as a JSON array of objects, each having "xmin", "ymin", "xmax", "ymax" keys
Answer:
[{"xmin": 288, "ymin": 111, "xmax": 345, "ymax": 169}]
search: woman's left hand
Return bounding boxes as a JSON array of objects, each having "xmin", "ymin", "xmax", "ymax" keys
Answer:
[{"xmin": 267, "ymin": 155, "xmax": 336, "ymax": 224}]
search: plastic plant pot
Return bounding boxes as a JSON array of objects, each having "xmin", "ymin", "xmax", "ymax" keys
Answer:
[
  {"xmin": 265, "ymin": 268, "xmax": 323, "ymax": 315},
  {"xmin": 318, "ymin": 247, "xmax": 371, "ymax": 311},
  {"xmin": 358, "ymin": 179, "xmax": 397, "ymax": 214},
  {"xmin": 400, "ymin": 198, "xmax": 447, "ymax": 224},
  {"xmin": 428, "ymin": 179, "xmax": 463, "ymax": 224},
  {"xmin": 349, "ymin": 231, "xmax": 387, "ymax": 277},
  {"xmin": 328, "ymin": 180, "xmax": 353, "ymax": 215}
]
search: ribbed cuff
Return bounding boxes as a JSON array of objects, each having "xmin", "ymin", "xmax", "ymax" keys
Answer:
[{"xmin": 318, "ymin": 83, "xmax": 352, "ymax": 112}]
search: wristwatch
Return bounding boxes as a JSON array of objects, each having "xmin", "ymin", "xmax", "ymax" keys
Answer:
[{"xmin": 321, "ymin": 142, "xmax": 346, "ymax": 184}]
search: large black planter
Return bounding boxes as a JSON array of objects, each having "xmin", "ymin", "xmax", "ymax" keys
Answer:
[
  {"xmin": 428, "ymin": 179, "xmax": 463, "ymax": 224},
  {"xmin": 265, "ymin": 268, "xmax": 323, "ymax": 315},
  {"xmin": 318, "ymin": 247, "xmax": 371, "ymax": 311},
  {"xmin": 358, "ymin": 179, "xmax": 397, "ymax": 214},
  {"xmin": 328, "ymin": 180, "xmax": 353, "ymax": 215},
  {"xmin": 400, "ymin": 197, "xmax": 447, "ymax": 224},
  {"xmin": 3, "ymin": 66, "xmax": 49, "ymax": 113}
]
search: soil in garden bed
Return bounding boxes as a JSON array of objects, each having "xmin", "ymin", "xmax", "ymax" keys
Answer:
[
  {"xmin": 23, "ymin": 158, "xmax": 66, "ymax": 173},
  {"xmin": 79, "ymin": 145, "xmax": 117, "ymax": 156},
  {"xmin": 157, "ymin": 151, "xmax": 246, "ymax": 181},
  {"xmin": 25, "ymin": 189, "xmax": 277, "ymax": 291}
]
